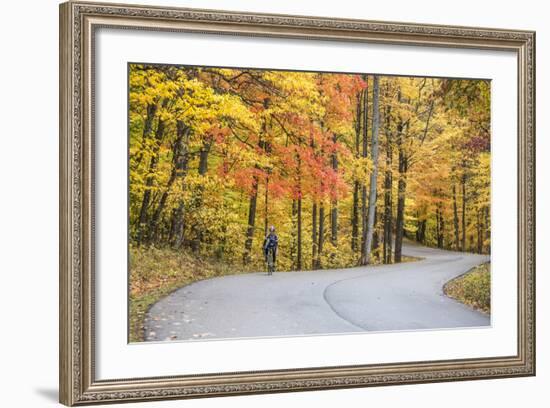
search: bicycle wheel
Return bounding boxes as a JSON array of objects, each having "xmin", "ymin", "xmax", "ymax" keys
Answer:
[{"xmin": 267, "ymin": 249, "xmax": 274, "ymax": 275}]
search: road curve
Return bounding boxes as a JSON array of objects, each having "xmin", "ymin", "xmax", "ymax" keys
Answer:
[{"xmin": 143, "ymin": 241, "xmax": 490, "ymax": 342}]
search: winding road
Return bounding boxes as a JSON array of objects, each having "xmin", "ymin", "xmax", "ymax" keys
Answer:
[{"xmin": 143, "ymin": 240, "xmax": 490, "ymax": 342}]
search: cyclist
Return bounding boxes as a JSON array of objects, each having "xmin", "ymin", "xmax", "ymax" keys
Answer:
[{"xmin": 263, "ymin": 225, "xmax": 278, "ymax": 275}]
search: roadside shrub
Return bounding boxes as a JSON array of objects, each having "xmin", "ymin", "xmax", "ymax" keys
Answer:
[{"xmin": 444, "ymin": 263, "xmax": 491, "ymax": 313}]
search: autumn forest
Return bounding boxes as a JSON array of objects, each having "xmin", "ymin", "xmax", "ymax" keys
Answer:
[{"xmin": 129, "ymin": 64, "xmax": 491, "ymax": 276}]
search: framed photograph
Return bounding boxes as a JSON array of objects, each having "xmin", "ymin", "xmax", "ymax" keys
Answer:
[{"xmin": 59, "ymin": 1, "xmax": 535, "ymax": 405}]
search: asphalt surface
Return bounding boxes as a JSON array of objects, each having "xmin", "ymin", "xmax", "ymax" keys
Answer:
[{"xmin": 143, "ymin": 241, "xmax": 490, "ymax": 342}]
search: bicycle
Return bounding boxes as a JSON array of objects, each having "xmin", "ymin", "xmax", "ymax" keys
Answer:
[{"xmin": 266, "ymin": 247, "xmax": 275, "ymax": 276}]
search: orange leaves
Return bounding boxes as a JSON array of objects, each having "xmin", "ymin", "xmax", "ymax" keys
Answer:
[
  {"xmin": 128, "ymin": 62, "xmax": 491, "ymax": 263},
  {"xmin": 208, "ymin": 125, "xmax": 231, "ymax": 144},
  {"xmin": 317, "ymin": 73, "xmax": 360, "ymax": 128}
]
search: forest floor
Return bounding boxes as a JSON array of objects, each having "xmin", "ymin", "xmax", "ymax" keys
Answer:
[{"xmin": 139, "ymin": 240, "xmax": 490, "ymax": 342}]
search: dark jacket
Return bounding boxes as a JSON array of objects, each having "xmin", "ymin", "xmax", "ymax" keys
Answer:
[{"xmin": 263, "ymin": 232, "xmax": 278, "ymax": 261}]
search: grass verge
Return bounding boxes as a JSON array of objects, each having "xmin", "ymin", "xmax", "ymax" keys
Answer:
[{"xmin": 444, "ymin": 262, "xmax": 491, "ymax": 314}]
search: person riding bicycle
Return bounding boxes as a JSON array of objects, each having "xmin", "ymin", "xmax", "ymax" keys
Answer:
[{"xmin": 263, "ymin": 225, "xmax": 278, "ymax": 273}]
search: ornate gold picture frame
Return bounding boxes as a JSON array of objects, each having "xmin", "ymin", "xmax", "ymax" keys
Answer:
[{"xmin": 59, "ymin": 1, "xmax": 535, "ymax": 405}]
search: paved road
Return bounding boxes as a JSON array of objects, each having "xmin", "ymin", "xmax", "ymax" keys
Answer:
[{"xmin": 143, "ymin": 241, "xmax": 490, "ymax": 342}]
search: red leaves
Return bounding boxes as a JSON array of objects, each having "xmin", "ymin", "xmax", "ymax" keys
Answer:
[
  {"xmin": 209, "ymin": 125, "xmax": 230, "ymax": 144},
  {"xmin": 232, "ymin": 167, "xmax": 267, "ymax": 196},
  {"xmin": 463, "ymin": 135, "xmax": 490, "ymax": 153},
  {"xmin": 201, "ymin": 70, "xmax": 367, "ymax": 205}
]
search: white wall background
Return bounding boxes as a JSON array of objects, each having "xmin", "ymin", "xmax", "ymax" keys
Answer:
[{"xmin": 0, "ymin": 0, "xmax": 545, "ymax": 407}]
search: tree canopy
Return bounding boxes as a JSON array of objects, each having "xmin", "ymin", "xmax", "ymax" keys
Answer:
[{"xmin": 129, "ymin": 64, "xmax": 491, "ymax": 272}]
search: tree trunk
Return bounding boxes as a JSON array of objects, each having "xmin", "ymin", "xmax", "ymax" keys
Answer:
[
  {"xmin": 136, "ymin": 109, "xmax": 168, "ymax": 245},
  {"xmin": 362, "ymin": 75, "xmax": 380, "ymax": 265},
  {"xmin": 436, "ymin": 202, "xmax": 444, "ymax": 248},
  {"xmin": 143, "ymin": 104, "xmax": 158, "ymax": 140},
  {"xmin": 297, "ymin": 197, "xmax": 302, "ymax": 270},
  {"xmin": 477, "ymin": 209, "xmax": 483, "ymax": 254},
  {"xmin": 394, "ymin": 121, "xmax": 407, "ymax": 263},
  {"xmin": 264, "ymin": 175, "xmax": 269, "ymax": 236},
  {"xmin": 383, "ymin": 177, "xmax": 393, "ymax": 263},
  {"xmin": 416, "ymin": 217, "xmax": 426, "ymax": 244},
  {"xmin": 453, "ymin": 183, "xmax": 460, "ymax": 250},
  {"xmin": 484, "ymin": 205, "xmax": 490, "ymax": 254},
  {"xmin": 383, "ymin": 106, "xmax": 393, "ymax": 264},
  {"xmin": 169, "ymin": 122, "xmax": 199, "ymax": 249},
  {"xmin": 312, "ymin": 202, "xmax": 317, "ymax": 268},
  {"xmin": 133, "ymin": 103, "xmax": 159, "ymax": 169},
  {"xmin": 148, "ymin": 122, "xmax": 190, "ymax": 244},
  {"xmin": 291, "ymin": 200, "xmax": 298, "ymax": 269},
  {"xmin": 190, "ymin": 138, "xmax": 213, "ymax": 253},
  {"xmin": 243, "ymin": 179, "xmax": 258, "ymax": 265},
  {"xmin": 170, "ymin": 203, "xmax": 186, "ymax": 249},
  {"xmin": 435, "ymin": 206, "xmax": 441, "ymax": 248},
  {"xmin": 243, "ymin": 117, "xmax": 268, "ymax": 264},
  {"xmin": 372, "ymin": 208, "xmax": 380, "ymax": 261},
  {"xmin": 351, "ymin": 91, "xmax": 362, "ymax": 252},
  {"xmin": 352, "ymin": 182, "xmax": 359, "ymax": 252},
  {"xmin": 331, "ymin": 133, "xmax": 338, "ymax": 246},
  {"xmin": 441, "ymin": 211, "xmax": 445, "ymax": 250},
  {"xmin": 361, "ymin": 186, "xmax": 367, "ymax": 262},
  {"xmin": 317, "ymin": 204, "xmax": 325, "ymax": 268},
  {"xmin": 461, "ymin": 173, "xmax": 467, "ymax": 252},
  {"xmin": 198, "ymin": 141, "xmax": 211, "ymax": 175},
  {"xmin": 360, "ymin": 75, "xmax": 369, "ymax": 263}
]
